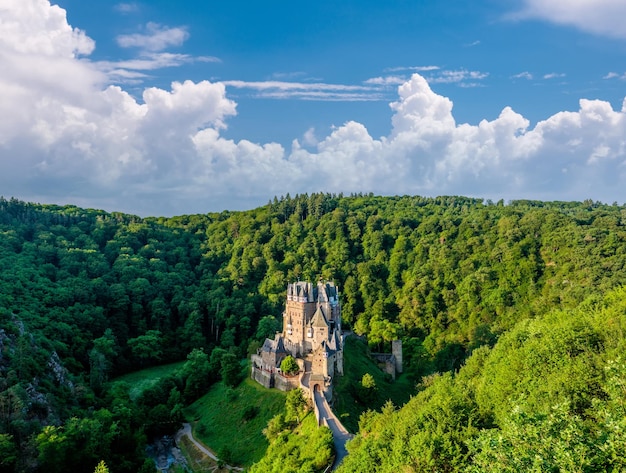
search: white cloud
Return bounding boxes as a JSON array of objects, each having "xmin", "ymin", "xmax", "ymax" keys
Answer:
[
  {"xmin": 222, "ymin": 80, "xmax": 381, "ymax": 101},
  {"xmin": 512, "ymin": 71, "xmax": 533, "ymax": 80},
  {"xmin": 428, "ymin": 69, "xmax": 489, "ymax": 84},
  {"xmin": 384, "ymin": 65, "xmax": 440, "ymax": 73},
  {"xmin": 97, "ymin": 53, "xmax": 220, "ymax": 83},
  {"xmin": 302, "ymin": 128, "xmax": 318, "ymax": 147},
  {"xmin": 0, "ymin": 0, "xmax": 94, "ymax": 57},
  {"xmin": 116, "ymin": 22, "xmax": 189, "ymax": 51},
  {"xmin": 544, "ymin": 72, "xmax": 566, "ymax": 79},
  {"xmin": 371, "ymin": 69, "xmax": 489, "ymax": 88},
  {"xmin": 515, "ymin": 0, "xmax": 626, "ymax": 39},
  {"xmin": 114, "ymin": 3, "xmax": 139, "ymax": 14},
  {"xmin": 365, "ymin": 76, "xmax": 407, "ymax": 86},
  {"xmin": 604, "ymin": 72, "xmax": 626, "ymax": 80},
  {"xmin": 270, "ymin": 71, "xmax": 309, "ymax": 80},
  {"xmin": 2, "ymin": 0, "xmax": 626, "ymax": 216},
  {"xmin": 223, "ymin": 80, "xmax": 370, "ymax": 92}
]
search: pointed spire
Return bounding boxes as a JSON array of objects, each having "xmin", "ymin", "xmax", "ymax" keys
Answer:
[{"xmin": 311, "ymin": 306, "xmax": 328, "ymax": 328}]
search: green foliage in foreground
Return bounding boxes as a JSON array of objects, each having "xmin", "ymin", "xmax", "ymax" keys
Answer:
[
  {"xmin": 250, "ymin": 401, "xmax": 333, "ymax": 473},
  {"xmin": 183, "ymin": 377, "xmax": 286, "ymax": 467},
  {"xmin": 337, "ymin": 286, "xmax": 626, "ymax": 472}
]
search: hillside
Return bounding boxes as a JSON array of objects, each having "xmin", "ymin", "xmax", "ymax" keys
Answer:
[
  {"xmin": 337, "ymin": 286, "xmax": 626, "ymax": 472},
  {"xmin": 1, "ymin": 194, "xmax": 626, "ymax": 471}
]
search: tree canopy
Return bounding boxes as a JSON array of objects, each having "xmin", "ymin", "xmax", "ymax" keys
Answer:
[{"xmin": 2, "ymin": 193, "xmax": 626, "ymax": 471}]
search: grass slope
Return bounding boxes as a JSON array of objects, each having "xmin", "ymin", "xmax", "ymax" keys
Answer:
[
  {"xmin": 334, "ymin": 336, "xmax": 415, "ymax": 432},
  {"xmin": 183, "ymin": 377, "xmax": 286, "ymax": 467},
  {"xmin": 111, "ymin": 361, "xmax": 185, "ymax": 401}
]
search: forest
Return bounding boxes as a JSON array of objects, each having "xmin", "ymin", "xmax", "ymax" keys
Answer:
[{"xmin": 1, "ymin": 193, "xmax": 626, "ymax": 471}]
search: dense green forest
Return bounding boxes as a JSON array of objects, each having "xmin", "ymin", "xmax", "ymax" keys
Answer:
[
  {"xmin": 337, "ymin": 287, "xmax": 626, "ymax": 472},
  {"xmin": 1, "ymin": 193, "xmax": 626, "ymax": 471}
]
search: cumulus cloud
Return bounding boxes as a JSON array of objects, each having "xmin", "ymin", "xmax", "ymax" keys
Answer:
[
  {"xmin": 2, "ymin": 0, "xmax": 626, "ymax": 216},
  {"xmin": 515, "ymin": 0, "xmax": 626, "ymax": 39},
  {"xmin": 116, "ymin": 22, "xmax": 189, "ymax": 51}
]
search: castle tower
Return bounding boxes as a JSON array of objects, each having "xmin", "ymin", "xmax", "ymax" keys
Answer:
[
  {"xmin": 392, "ymin": 339, "xmax": 403, "ymax": 374},
  {"xmin": 283, "ymin": 282, "xmax": 317, "ymax": 355},
  {"xmin": 282, "ymin": 281, "xmax": 341, "ymax": 355}
]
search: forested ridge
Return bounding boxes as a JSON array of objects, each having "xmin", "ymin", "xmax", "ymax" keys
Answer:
[{"xmin": 1, "ymin": 193, "xmax": 626, "ymax": 471}]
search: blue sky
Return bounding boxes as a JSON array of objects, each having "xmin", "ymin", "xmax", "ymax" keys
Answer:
[{"xmin": 1, "ymin": 0, "xmax": 626, "ymax": 216}]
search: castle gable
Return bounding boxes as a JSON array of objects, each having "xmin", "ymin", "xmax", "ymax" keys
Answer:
[
  {"xmin": 311, "ymin": 306, "xmax": 329, "ymax": 328},
  {"xmin": 261, "ymin": 338, "xmax": 275, "ymax": 353},
  {"xmin": 274, "ymin": 334, "xmax": 288, "ymax": 354}
]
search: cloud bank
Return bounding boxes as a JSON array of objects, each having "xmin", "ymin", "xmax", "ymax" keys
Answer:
[
  {"xmin": 1, "ymin": 0, "xmax": 626, "ymax": 216},
  {"xmin": 517, "ymin": 0, "xmax": 626, "ymax": 39}
]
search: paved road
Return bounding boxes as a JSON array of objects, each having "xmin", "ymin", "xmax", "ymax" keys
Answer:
[
  {"xmin": 175, "ymin": 423, "xmax": 243, "ymax": 471},
  {"xmin": 314, "ymin": 391, "xmax": 353, "ymax": 470}
]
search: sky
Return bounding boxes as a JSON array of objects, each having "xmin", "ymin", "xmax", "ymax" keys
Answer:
[{"xmin": 1, "ymin": 0, "xmax": 626, "ymax": 217}]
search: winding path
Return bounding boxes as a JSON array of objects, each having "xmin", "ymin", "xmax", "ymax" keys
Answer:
[{"xmin": 175, "ymin": 423, "xmax": 244, "ymax": 472}]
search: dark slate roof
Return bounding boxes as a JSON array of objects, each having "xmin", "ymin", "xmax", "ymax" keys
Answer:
[
  {"xmin": 311, "ymin": 306, "xmax": 329, "ymax": 328},
  {"xmin": 274, "ymin": 334, "xmax": 289, "ymax": 354},
  {"xmin": 261, "ymin": 334, "xmax": 289, "ymax": 354},
  {"xmin": 261, "ymin": 338, "xmax": 275, "ymax": 353}
]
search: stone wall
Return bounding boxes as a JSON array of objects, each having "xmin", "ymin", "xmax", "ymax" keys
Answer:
[
  {"xmin": 250, "ymin": 366, "xmax": 273, "ymax": 389},
  {"xmin": 392, "ymin": 339, "xmax": 403, "ymax": 373},
  {"xmin": 371, "ymin": 353, "xmax": 397, "ymax": 380},
  {"xmin": 371, "ymin": 339, "xmax": 403, "ymax": 379},
  {"xmin": 274, "ymin": 373, "xmax": 299, "ymax": 391}
]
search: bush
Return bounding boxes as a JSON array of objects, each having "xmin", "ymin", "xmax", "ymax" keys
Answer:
[{"xmin": 280, "ymin": 356, "xmax": 299, "ymax": 376}]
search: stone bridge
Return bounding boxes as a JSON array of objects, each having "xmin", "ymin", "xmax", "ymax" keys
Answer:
[{"xmin": 313, "ymin": 388, "xmax": 353, "ymax": 470}]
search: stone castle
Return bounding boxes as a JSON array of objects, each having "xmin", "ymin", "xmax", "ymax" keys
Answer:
[{"xmin": 251, "ymin": 281, "xmax": 344, "ymax": 398}]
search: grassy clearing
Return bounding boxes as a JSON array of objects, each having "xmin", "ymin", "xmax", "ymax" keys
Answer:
[
  {"xmin": 183, "ymin": 375, "xmax": 286, "ymax": 468},
  {"xmin": 110, "ymin": 361, "xmax": 185, "ymax": 401},
  {"xmin": 334, "ymin": 336, "xmax": 415, "ymax": 432}
]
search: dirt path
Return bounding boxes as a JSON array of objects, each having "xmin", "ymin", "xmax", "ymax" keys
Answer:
[{"xmin": 175, "ymin": 423, "xmax": 244, "ymax": 472}]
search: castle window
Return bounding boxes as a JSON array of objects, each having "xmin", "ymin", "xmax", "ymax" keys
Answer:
[{"xmin": 307, "ymin": 327, "xmax": 313, "ymax": 338}]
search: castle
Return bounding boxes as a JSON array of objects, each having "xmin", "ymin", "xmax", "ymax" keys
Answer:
[{"xmin": 251, "ymin": 281, "xmax": 344, "ymax": 398}]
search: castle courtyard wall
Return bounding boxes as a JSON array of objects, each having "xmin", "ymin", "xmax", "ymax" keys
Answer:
[{"xmin": 250, "ymin": 366, "xmax": 273, "ymax": 388}]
